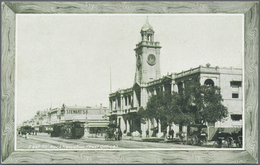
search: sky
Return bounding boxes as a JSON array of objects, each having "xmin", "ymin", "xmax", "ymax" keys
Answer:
[{"xmin": 16, "ymin": 14, "xmax": 243, "ymax": 125}]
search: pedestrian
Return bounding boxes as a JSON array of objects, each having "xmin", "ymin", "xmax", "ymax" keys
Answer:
[
  {"xmin": 118, "ymin": 129, "xmax": 122, "ymax": 140},
  {"xmin": 163, "ymin": 129, "xmax": 167, "ymax": 138},
  {"xmin": 171, "ymin": 129, "xmax": 174, "ymax": 140},
  {"xmin": 146, "ymin": 129, "xmax": 149, "ymax": 138},
  {"xmin": 25, "ymin": 132, "xmax": 29, "ymax": 140}
]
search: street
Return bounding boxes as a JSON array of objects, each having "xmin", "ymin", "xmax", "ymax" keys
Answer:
[{"xmin": 16, "ymin": 133, "xmax": 209, "ymax": 150}]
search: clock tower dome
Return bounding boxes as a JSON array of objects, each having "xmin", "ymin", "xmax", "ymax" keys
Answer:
[{"xmin": 134, "ymin": 18, "xmax": 162, "ymax": 84}]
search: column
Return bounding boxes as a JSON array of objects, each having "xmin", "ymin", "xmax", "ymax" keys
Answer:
[
  {"xmin": 151, "ymin": 35, "xmax": 154, "ymax": 42},
  {"xmin": 136, "ymin": 91, "xmax": 139, "ymax": 107},
  {"xmin": 120, "ymin": 96, "xmax": 123, "ymax": 113},
  {"xmin": 122, "ymin": 96, "xmax": 125, "ymax": 112},
  {"xmin": 154, "ymin": 88, "xmax": 156, "ymax": 95},
  {"xmin": 126, "ymin": 95, "xmax": 129, "ymax": 109},
  {"xmin": 158, "ymin": 120, "xmax": 161, "ymax": 137},
  {"xmin": 110, "ymin": 99, "xmax": 113, "ymax": 111},
  {"xmin": 182, "ymin": 81, "xmax": 185, "ymax": 89},
  {"xmin": 131, "ymin": 95, "xmax": 133, "ymax": 108},
  {"xmin": 173, "ymin": 83, "xmax": 178, "ymax": 92},
  {"xmin": 162, "ymin": 85, "xmax": 165, "ymax": 92},
  {"xmin": 171, "ymin": 82, "xmax": 174, "ymax": 93},
  {"xmin": 133, "ymin": 90, "xmax": 137, "ymax": 107},
  {"xmin": 158, "ymin": 121, "xmax": 161, "ymax": 132},
  {"xmin": 120, "ymin": 117, "xmax": 126, "ymax": 132},
  {"xmin": 126, "ymin": 120, "xmax": 130, "ymax": 132},
  {"xmin": 141, "ymin": 88, "xmax": 148, "ymax": 107},
  {"xmin": 167, "ymin": 125, "xmax": 170, "ymax": 139}
]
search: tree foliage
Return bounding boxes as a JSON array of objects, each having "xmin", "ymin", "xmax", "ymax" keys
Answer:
[
  {"xmin": 138, "ymin": 79, "xmax": 228, "ymax": 126},
  {"xmin": 196, "ymin": 85, "xmax": 228, "ymax": 123}
]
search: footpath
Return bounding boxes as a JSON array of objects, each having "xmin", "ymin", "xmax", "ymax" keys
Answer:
[
  {"xmin": 84, "ymin": 134, "xmax": 215, "ymax": 147},
  {"xmin": 121, "ymin": 135, "xmax": 215, "ymax": 147}
]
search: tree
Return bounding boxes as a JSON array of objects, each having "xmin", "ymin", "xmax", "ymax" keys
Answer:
[
  {"xmin": 181, "ymin": 78, "xmax": 228, "ymax": 124},
  {"xmin": 138, "ymin": 78, "xmax": 228, "ymax": 128},
  {"xmin": 137, "ymin": 91, "xmax": 184, "ymax": 130},
  {"xmin": 196, "ymin": 85, "xmax": 228, "ymax": 124},
  {"xmin": 167, "ymin": 91, "xmax": 194, "ymax": 126}
]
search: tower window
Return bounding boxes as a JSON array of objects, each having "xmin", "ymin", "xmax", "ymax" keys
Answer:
[
  {"xmin": 230, "ymin": 81, "xmax": 241, "ymax": 99},
  {"xmin": 230, "ymin": 81, "xmax": 242, "ymax": 87},
  {"xmin": 232, "ymin": 93, "xmax": 239, "ymax": 98},
  {"xmin": 231, "ymin": 114, "xmax": 242, "ymax": 121},
  {"xmin": 204, "ymin": 79, "xmax": 214, "ymax": 86}
]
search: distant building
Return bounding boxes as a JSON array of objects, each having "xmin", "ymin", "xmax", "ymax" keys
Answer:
[
  {"xmin": 85, "ymin": 104, "xmax": 109, "ymax": 137},
  {"xmin": 26, "ymin": 104, "xmax": 109, "ymax": 137},
  {"xmin": 50, "ymin": 108, "xmax": 61, "ymax": 124},
  {"xmin": 61, "ymin": 104, "xmax": 109, "ymax": 137},
  {"xmin": 108, "ymin": 19, "xmax": 243, "ymax": 139}
]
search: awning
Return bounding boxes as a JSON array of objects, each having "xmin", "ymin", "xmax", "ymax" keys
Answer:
[{"xmin": 86, "ymin": 122, "xmax": 109, "ymax": 128}]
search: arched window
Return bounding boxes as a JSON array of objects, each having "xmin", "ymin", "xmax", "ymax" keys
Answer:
[{"xmin": 204, "ymin": 79, "xmax": 214, "ymax": 86}]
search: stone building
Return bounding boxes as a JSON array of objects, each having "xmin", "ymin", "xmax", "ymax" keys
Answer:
[{"xmin": 108, "ymin": 19, "xmax": 243, "ymax": 139}]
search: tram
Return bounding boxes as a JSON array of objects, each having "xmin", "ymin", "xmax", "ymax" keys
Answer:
[
  {"xmin": 20, "ymin": 126, "xmax": 33, "ymax": 135},
  {"xmin": 50, "ymin": 121, "xmax": 85, "ymax": 139},
  {"xmin": 50, "ymin": 123, "xmax": 62, "ymax": 137},
  {"xmin": 39, "ymin": 125, "xmax": 52, "ymax": 134}
]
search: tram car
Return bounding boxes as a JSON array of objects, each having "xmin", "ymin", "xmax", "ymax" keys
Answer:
[
  {"xmin": 50, "ymin": 123, "xmax": 62, "ymax": 137},
  {"xmin": 50, "ymin": 121, "xmax": 85, "ymax": 139},
  {"xmin": 20, "ymin": 126, "xmax": 32, "ymax": 135},
  {"xmin": 61, "ymin": 121, "xmax": 85, "ymax": 139},
  {"xmin": 39, "ymin": 125, "xmax": 52, "ymax": 134}
]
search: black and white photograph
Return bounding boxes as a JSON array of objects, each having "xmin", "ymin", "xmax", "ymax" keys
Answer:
[
  {"xmin": 16, "ymin": 14, "xmax": 244, "ymax": 150},
  {"xmin": 1, "ymin": 1, "xmax": 258, "ymax": 164}
]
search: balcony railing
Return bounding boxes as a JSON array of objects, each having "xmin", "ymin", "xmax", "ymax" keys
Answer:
[{"xmin": 136, "ymin": 41, "xmax": 160, "ymax": 47}]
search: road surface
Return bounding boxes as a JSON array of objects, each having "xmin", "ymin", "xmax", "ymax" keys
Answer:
[{"xmin": 16, "ymin": 133, "xmax": 209, "ymax": 150}]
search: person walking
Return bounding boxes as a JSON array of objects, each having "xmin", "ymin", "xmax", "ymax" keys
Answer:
[
  {"xmin": 25, "ymin": 132, "xmax": 29, "ymax": 140},
  {"xmin": 169, "ymin": 129, "xmax": 174, "ymax": 140},
  {"xmin": 171, "ymin": 129, "xmax": 174, "ymax": 140},
  {"xmin": 146, "ymin": 129, "xmax": 149, "ymax": 138},
  {"xmin": 163, "ymin": 129, "xmax": 167, "ymax": 138}
]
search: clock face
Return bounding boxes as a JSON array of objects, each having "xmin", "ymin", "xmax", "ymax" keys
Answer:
[{"xmin": 147, "ymin": 54, "xmax": 156, "ymax": 66}]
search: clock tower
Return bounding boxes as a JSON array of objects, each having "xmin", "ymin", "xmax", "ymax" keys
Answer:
[{"xmin": 134, "ymin": 18, "xmax": 162, "ymax": 84}]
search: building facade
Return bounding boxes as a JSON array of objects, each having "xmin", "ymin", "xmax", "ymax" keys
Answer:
[
  {"xmin": 21, "ymin": 104, "xmax": 109, "ymax": 137},
  {"xmin": 108, "ymin": 20, "xmax": 243, "ymax": 139}
]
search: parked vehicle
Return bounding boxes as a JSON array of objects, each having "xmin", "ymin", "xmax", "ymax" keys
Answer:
[
  {"xmin": 186, "ymin": 124, "xmax": 208, "ymax": 146},
  {"xmin": 104, "ymin": 123, "xmax": 122, "ymax": 141},
  {"xmin": 213, "ymin": 128, "xmax": 242, "ymax": 148},
  {"xmin": 213, "ymin": 132, "xmax": 230, "ymax": 148},
  {"xmin": 105, "ymin": 127, "xmax": 116, "ymax": 140},
  {"xmin": 176, "ymin": 131, "xmax": 187, "ymax": 144}
]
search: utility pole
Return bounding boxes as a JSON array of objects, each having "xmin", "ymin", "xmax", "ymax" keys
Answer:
[{"xmin": 110, "ymin": 66, "xmax": 112, "ymax": 93}]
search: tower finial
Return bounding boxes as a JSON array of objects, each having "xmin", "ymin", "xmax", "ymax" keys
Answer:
[{"xmin": 146, "ymin": 16, "xmax": 149, "ymax": 23}]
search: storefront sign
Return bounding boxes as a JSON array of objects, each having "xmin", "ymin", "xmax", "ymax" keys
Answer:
[{"xmin": 66, "ymin": 109, "xmax": 87, "ymax": 114}]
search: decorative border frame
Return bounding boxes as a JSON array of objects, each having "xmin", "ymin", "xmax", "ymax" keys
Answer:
[{"xmin": 1, "ymin": 1, "xmax": 258, "ymax": 164}]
